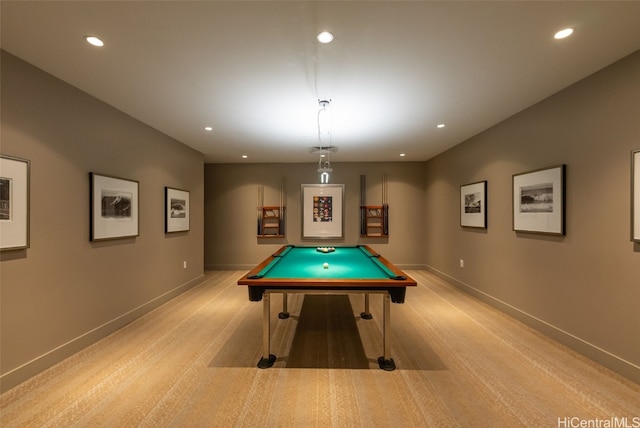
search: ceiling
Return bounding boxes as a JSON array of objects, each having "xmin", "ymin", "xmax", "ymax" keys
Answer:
[{"xmin": 2, "ymin": 1, "xmax": 639, "ymax": 163}]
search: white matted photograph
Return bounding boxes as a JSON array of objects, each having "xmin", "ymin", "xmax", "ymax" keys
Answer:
[
  {"xmin": 632, "ymin": 150, "xmax": 640, "ymax": 242},
  {"xmin": 460, "ymin": 180, "xmax": 487, "ymax": 229},
  {"xmin": 301, "ymin": 183, "xmax": 344, "ymax": 239},
  {"xmin": 165, "ymin": 187, "xmax": 190, "ymax": 233},
  {"xmin": 90, "ymin": 173, "xmax": 139, "ymax": 241},
  {"xmin": 513, "ymin": 165, "xmax": 565, "ymax": 235},
  {"xmin": 0, "ymin": 155, "xmax": 30, "ymax": 251}
]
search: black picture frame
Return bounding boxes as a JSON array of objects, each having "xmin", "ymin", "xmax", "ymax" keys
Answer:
[
  {"xmin": 90, "ymin": 172, "xmax": 139, "ymax": 241},
  {"xmin": 460, "ymin": 180, "xmax": 487, "ymax": 229},
  {"xmin": 165, "ymin": 187, "xmax": 190, "ymax": 233},
  {"xmin": 512, "ymin": 165, "xmax": 566, "ymax": 235}
]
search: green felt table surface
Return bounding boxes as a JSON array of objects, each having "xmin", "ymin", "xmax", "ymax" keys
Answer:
[{"xmin": 256, "ymin": 246, "xmax": 396, "ymax": 279}]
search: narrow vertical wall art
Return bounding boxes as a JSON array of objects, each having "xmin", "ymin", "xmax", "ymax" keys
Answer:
[
  {"xmin": 461, "ymin": 180, "xmax": 487, "ymax": 229},
  {"xmin": 632, "ymin": 150, "xmax": 640, "ymax": 242}
]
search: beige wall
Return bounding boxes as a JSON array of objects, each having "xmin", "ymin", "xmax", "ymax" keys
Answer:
[
  {"xmin": 424, "ymin": 51, "xmax": 640, "ymax": 383},
  {"xmin": 2, "ymin": 45, "xmax": 638, "ymax": 392},
  {"xmin": 204, "ymin": 162, "xmax": 426, "ymax": 269},
  {"xmin": 0, "ymin": 52, "xmax": 205, "ymax": 391},
  {"xmin": 203, "ymin": 52, "xmax": 639, "ymax": 383}
]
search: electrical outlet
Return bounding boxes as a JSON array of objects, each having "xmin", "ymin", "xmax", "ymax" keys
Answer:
[
  {"xmin": 459, "ymin": 259, "xmax": 464, "ymax": 268},
  {"xmin": 183, "ymin": 261, "xmax": 187, "ymax": 269}
]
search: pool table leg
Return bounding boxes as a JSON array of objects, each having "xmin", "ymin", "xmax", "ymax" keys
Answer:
[
  {"xmin": 360, "ymin": 293, "xmax": 373, "ymax": 320},
  {"xmin": 258, "ymin": 292, "xmax": 276, "ymax": 369},
  {"xmin": 278, "ymin": 293, "xmax": 290, "ymax": 319},
  {"xmin": 377, "ymin": 293, "xmax": 396, "ymax": 371}
]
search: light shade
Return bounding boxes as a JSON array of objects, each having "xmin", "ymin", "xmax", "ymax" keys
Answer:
[
  {"xmin": 316, "ymin": 99, "xmax": 333, "ymax": 183},
  {"xmin": 317, "ymin": 100, "xmax": 331, "ymax": 136}
]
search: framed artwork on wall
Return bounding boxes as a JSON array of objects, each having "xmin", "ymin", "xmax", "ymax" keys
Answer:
[
  {"xmin": 90, "ymin": 173, "xmax": 139, "ymax": 241},
  {"xmin": 165, "ymin": 187, "xmax": 190, "ymax": 233},
  {"xmin": 301, "ymin": 183, "xmax": 344, "ymax": 239},
  {"xmin": 0, "ymin": 155, "xmax": 30, "ymax": 251},
  {"xmin": 512, "ymin": 165, "xmax": 566, "ymax": 235},
  {"xmin": 460, "ymin": 180, "xmax": 487, "ymax": 229},
  {"xmin": 632, "ymin": 150, "xmax": 640, "ymax": 242}
]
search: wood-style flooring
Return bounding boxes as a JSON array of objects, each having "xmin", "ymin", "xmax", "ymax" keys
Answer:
[{"xmin": 1, "ymin": 270, "xmax": 638, "ymax": 427}]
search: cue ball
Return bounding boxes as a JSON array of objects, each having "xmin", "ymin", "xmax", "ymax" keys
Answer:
[{"xmin": 323, "ymin": 262, "xmax": 329, "ymax": 269}]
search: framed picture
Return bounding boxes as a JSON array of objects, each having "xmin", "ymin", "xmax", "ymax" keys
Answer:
[
  {"xmin": 460, "ymin": 180, "xmax": 487, "ymax": 228},
  {"xmin": 632, "ymin": 150, "xmax": 640, "ymax": 242},
  {"xmin": 513, "ymin": 165, "xmax": 565, "ymax": 235},
  {"xmin": 301, "ymin": 183, "xmax": 344, "ymax": 239},
  {"xmin": 165, "ymin": 187, "xmax": 190, "ymax": 233},
  {"xmin": 90, "ymin": 173, "xmax": 139, "ymax": 241},
  {"xmin": 0, "ymin": 155, "xmax": 30, "ymax": 251}
]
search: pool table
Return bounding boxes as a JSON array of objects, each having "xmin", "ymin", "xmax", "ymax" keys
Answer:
[{"xmin": 237, "ymin": 245, "xmax": 417, "ymax": 370}]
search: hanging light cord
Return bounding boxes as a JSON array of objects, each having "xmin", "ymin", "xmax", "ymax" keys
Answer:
[{"xmin": 317, "ymin": 100, "xmax": 332, "ymax": 173}]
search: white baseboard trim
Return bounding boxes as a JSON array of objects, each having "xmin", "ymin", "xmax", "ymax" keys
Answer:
[
  {"xmin": 0, "ymin": 274, "xmax": 206, "ymax": 393},
  {"xmin": 425, "ymin": 265, "xmax": 640, "ymax": 385}
]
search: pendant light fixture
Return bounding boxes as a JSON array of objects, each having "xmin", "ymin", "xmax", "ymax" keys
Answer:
[{"xmin": 316, "ymin": 99, "xmax": 332, "ymax": 183}]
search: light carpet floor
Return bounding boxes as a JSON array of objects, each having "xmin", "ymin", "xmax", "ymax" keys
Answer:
[{"xmin": 1, "ymin": 270, "xmax": 638, "ymax": 427}]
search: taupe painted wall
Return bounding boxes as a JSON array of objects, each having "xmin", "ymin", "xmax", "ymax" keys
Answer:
[
  {"xmin": 0, "ymin": 52, "xmax": 205, "ymax": 391},
  {"xmin": 424, "ymin": 51, "xmax": 640, "ymax": 382},
  {"xmin": 204, "ymin": 51, "xmax": 640, "ymax": 384},
  {"xmin": 2, "ymin": 45, "xmax": 638, "ymax": 392},
  {"xmin": 204, "ymin": 162, "xmax": 426, "ymax": 269}
]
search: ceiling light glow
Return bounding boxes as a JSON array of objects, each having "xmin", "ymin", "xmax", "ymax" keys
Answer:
[
  {"xmin": 400, "ymin": 153, "xmax": 406, "ymax": 157},
  {"xmin": 204, "ymin": 126, "xmax": 213, "ymax": 131},
  {"xmin": 554, "ymin": 28, "xmax": 574, "ymax": 40},
  {"xmin": 317, "ymin": 32, "xmax": 334, "ymax": 44},
  {"xmin": 437, "ymin": 123, "xmax": 446, "ymax": 128},
  {"xmin": 242, "ymin": 155, "xmax": 248, "ymax": 159},
  {"xmin": 85, "ymin": 36, "xmax": 104, "ymax": 47}
]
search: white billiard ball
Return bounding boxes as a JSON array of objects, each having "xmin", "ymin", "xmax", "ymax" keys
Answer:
[{"xmin": 323, "ymin": 262, "xmax": 329, "ymax": 269}]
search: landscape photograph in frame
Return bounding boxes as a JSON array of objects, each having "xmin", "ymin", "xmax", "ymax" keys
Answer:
[
  {"xmin": 461, "ymin": 180, "xmax": 487, "ymax": 229},
  {"xmin": 513, "ymin": 165, "xmax": 565, "ymax": 235},
  {"xmin": 90, "ymin": 173, "xmax": 139, "ymax": 241},
  {"xmin": 165, "ymin": 187, "xmax": 190, "ymax": 233}
]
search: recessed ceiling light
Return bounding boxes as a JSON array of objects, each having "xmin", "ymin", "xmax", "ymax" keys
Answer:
[
  {"xmin": 317, "ymin": 31, "xmax": 334, "ymax": 44},
  {"xmin": 554, "ymin": 28, "xmax": 574, "ymax": 40},
  {"xmin": 437, "ymin": 123, "xmax": 446, "ymax": 128},
  {"xmin": 204, "ymin": 126, "xmax": 213, "ymax": 131},
  {"xmin": 242, "ymin": 155, "xmax": 248, "ymax": 159},
  {"xmin": 400, "ymin": 153, "xmax": 406, "ymax": 157},
  {"xmin": 84, "ymin": 36, "xmax": 104, "ymax": 47}
]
